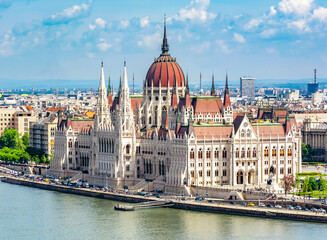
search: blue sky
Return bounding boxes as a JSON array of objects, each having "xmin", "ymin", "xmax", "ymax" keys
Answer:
[{"xmin": 1, "ymin": 0, "xmax": 327, "ymax": 87}]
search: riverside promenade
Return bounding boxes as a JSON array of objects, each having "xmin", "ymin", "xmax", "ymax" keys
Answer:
[{"xmin": 2, "ymin": 176, "xmax": 327, "ymax": 224}]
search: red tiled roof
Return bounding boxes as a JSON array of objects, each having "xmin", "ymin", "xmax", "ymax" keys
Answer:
[
  {"xmin": 193, "ymin": 126, "xmax": 233, "ymax": 139},
  {"xmin": 192, "ymin": 97, "xmax": 223, "ymax": 115},
  {"xmin": 131, "ymin": 98, "xmax": 142, "ymax": 115},
  {"xmin": 257, "ymin": 125, "xmax": 285, "ymax": 137}
]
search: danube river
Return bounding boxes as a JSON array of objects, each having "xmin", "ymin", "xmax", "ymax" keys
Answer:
[{"xmin": 0, "ymin": 181, "xmax": 326, "ymax": 240}]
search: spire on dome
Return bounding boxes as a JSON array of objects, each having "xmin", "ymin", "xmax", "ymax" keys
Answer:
[
  {"xmin": 161, "ymin": 14, "xmax": 169, "ymax": 55},
  {"xmin": 211, "ymin": 73, "xmax": 215, "ymax": 96}
]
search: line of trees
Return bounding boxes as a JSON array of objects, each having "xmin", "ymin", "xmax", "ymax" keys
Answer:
[{"xmin": 0, "ymin": 129, "xmax": 49, "ymax": 164}]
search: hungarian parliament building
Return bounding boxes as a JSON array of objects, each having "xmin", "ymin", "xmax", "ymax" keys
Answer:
[{"xmin": 50, "ymin": 23, "xmax": 302, "ymax": 193}]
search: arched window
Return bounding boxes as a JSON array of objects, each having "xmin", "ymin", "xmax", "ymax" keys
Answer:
[
  {"xmin": 247, "ymin": 129, "xmax": 251, "ymax": 138},
  {"xmin": 264, "ymin": 146, "xmax": 269, "ymax": 157},
  {"xmin": 280, "ymin": 146, "xmax": 284, "ymax": 156},
  {"xmin": 198, "ymin": 149, "xmax": 203, "ymax": 159},
  {"xmin": 241, "ymin": 148, "xmax": 245, "ymax": 158},
  {"xmin": 264, "ymin": 168, "xmax": 269, "ymax": 175},
  {"xmin": 161, "ymin": 106, "xmax": 167, "ymax": 125},
  {"xmin": 280, "ymin": 168, "xmax": 284, "ymax": 174},
  {"xmin": 68, "ymin": 139, "xmax": 73, "ymax": 148},
  {"xmin": 247, "ymin": 148, "xmax": 251, "ymax": 158},
  {"xmin": 235, "ymin": 148, "xmax": 239, "ymax": 158},
  {"xmin": 272, "ymin": 147, "xmax": 277, "ymax": 157},
  {"xmin": 191, "ymin": 171, "xmax": 194, "ymax": 177},
  {"xmin": 199, "ymin": 170, "xmax": 203, "ymax": 177},
  {"xmin": 253, "ymin": 148, "xmax": 257, "ymax": 157},
  {"xmin": 241, "ymin": 129, "xmax": 245, "ymax": 138},
  {"xmin": 214, "ymin": 148, "xmax": 219, "ymax": 159},
  {"xmin": 222, "ymin": 148, "xmax": 227, "ymax": 158},
  {"xmin": 287, "ymin": 146, "xmax": 292, "ymax": 156},
  {"xmin": 126, "ymin": 144, "xmax": 130, "ymax": 154},
  {"xmin": 288, "ymin": 167, "xmax": 292, "ymax": 174},
  {"xmin": 190, "ymin": 149, "xmax": 195, "ymax": 159},
  {"xmin": 207, "ymin": 170, "xmax": 211, "ymax": 177},
  {"xmin": 206, "ymin": 148, "xmax": 211, "ymax": 158}
]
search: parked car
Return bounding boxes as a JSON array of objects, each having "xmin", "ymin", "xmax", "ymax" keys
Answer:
[
  {"xmin": 310, "ymin": 208, "xmax": 318, "ymax": 212},
  {"xmin": 302, "ymin": 207, "xmax": 309, "ymax": 211},
  {"xmin": 294, "ymin": 206, "xmax": 302, "ymax": 210},
  {"xmin": 286, "ymin": 205, "xmax": 294, "ymax": 210},
  {"xmin": 318, "ymin": 208, "xmax": 326, "ymax": 213},
  {"xmin": 230, "ymin": 201, "xmax": 236, "ymax": 205},
  {"xmin": 275, "ymin": 205, "xmax": 282, "ymax": 209},
  {"xmin": 321, "ymin": 200, "xmax": 326, "ymax": 205},
  {"xmin": 248, "ymin": 202, "xmax": 255, "ymax": 207},
  {"xmin": 195, "ymin": 197, "xmax": 202, "ymax": 201},
  {"xmin": 267, "ymin": 204, "xmax": 273, "ymax": 208},
  {"xmin": 241, "ymin": 202, "xmax": 247, "ymax": 206},
  {"xmin": 258, "ymin": 203, "xmax": 265, "ymax": 207}
]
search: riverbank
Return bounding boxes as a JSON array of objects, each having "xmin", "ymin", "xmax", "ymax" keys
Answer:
[{"xmin": 2, "ymin": 176, "xmax": 327, "ymax": 223}]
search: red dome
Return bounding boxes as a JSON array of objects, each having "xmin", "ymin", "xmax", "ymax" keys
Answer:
[{"xmin": 146, "ymin": 55, "xmax": 185, "ymax": 88}]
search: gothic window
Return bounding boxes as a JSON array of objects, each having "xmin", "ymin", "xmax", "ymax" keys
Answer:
[
  {"xmin": 247, "ymin": 129, "xmax": 251, "ymax": 138},
  {"xmin": 223, "ymin": 170, "xmax": 227, "ymax": 176},
  {"xmin": 287, "ymin": 146, "xmax": 292, "ymax": 156},
  {"xmin": 280, "ymin": 146, "xmax": 284, "ymax": 156},
  {"xmin": 222, "ymin": 148, "xmax": 227, "ymax": 158},
  {"xmin": 149, "ymin": 116, "xmax": 152, "ymax": 125},
  {"xmin": 264, "ymin": 168, "xmax": 269, "ymax": 175},
  {"xmin": 154, "ymin": 106, "xmax": 158, "ymax": 126},
  {"xmin": 126, "ymin": 165, "xmax": 130, "ymax": 171},
  {"xmin": 253, "ymin": 148, "xmax": 257, "ymax": 157},
  {"xmin": 199, "ymin": 170, "xmax": 203, "ymax": 177},
  {"xmin": 288, "ymin": 167, "xmax": 292, "ymax": 174},
  {"xmin": 264, "ymin": 146, "xmax": 269, "ymax": 157},
  {"xmin": 191, "ymin": 171, "xmax": 194, "ymax": 177},
  {"xmin": 126, "ymin": 144, "xmax": 130, "ymax": 154},
  {"xmin": 272, "ymin": 147, "xmax": 277, "ymax": 157},
  {"xmin": 247, "ymin": 148, "xmax": 251, "ymax": 158},
  {"xmin": 241, "ymin": 129, "xmax": 245, "ymax": 138},
  {"xmin": 68, "ymin": 139, "xmax": 73, "ymax": 148},
  {"xmin": 241, "ymin": 148, "xmax": 245, "ymax": 158},
  {"xmin": 207, "ymin": 170, "xmax": 211, "ymax": 177},
  {"xmin": 215, "ymin": 170, "xmax": 219, "ymax": 177},
  {"xmin": 190, "ymin": 149, "xmax": 195, "ymax": 159},
  {"xmin": 235, "ymin": 148, "xmax": 239, "ymax": 158},
  {"xmin": 198, "ymin": 149, "xmax": 203, "ymax": 159},
  {"xmin": 206, "ymin": 148, "xmax": 211, "ymax": 158},
  {"xmin": 162, "ymin": 106, "xmax": 167, "ymax": 125},
  {"xmin": 280, "ymin": 168, "xmax": 284, "ymax": 174},
  {"xmin": 214, "ymin": 148, "xmax": 219, "ymax": 158}
]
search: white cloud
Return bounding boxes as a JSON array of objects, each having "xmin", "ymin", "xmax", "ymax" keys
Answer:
[
  {"xmin": 233, "ymin": 33, "xmax": 245, "ymax": 43},
  {"xmin": 89, "ymin": 24, "xmax": 96, "ymax": 30},
  {"xmin": 173, "ymin": 0, "xmax": 216, "ymax": 23},
  {"xmin": 278, "ymin": 0, "xmax": 313, "ymax": 15},
  {"xmin": 216, "ymin": 40, "xmax": 231, "ymax": 54},
  {"xmin": 120, "ymin": 20, "xmax": 130, "ymax": 29},
  {"xmin": 269, "ymin": 6, "xmax": 277, "ymax": 16},
  {"xmin": 137, "ymin": 32, "xmax": 161, "ymax": 50},
  {"xmin": 244, "ymin": 18, "xmax": 263, "ymax": 30},
  {"xmin": 97, "ymin": 38, "xmax": 111, "ymax": 52},
  {"xmin": 86, "ymin": 52, "xmax": 95, "ymax": 58},
  {"xmin": 260, "ymin": 29, "xmax": 277, "ymax": 38},
  {"xmin": 0, "ymin": 33, "xmax": 14, "ymax": 56},
  {"xmin": 95, "ymin": 18, "xmax": 106, "ymax": 28},
  {"xmin": 312, "ymin": 7, "xmax": 327, "ymax": 23},
  {"xmin": 287, "ymin": 19, "xmax": 311, "ymax": 32},
  {"xmin": 44, "ymin": 2, "xmax": 91, "ymax": 25},
  {"xmin": 192, "ymin": 41, "xmax": 210, "ymax": 53},
  {"xmin": 140, "ymin": 16, "xmax": 150, "ymax": 28}
]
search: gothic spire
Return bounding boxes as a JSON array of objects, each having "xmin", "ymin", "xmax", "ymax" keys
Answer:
[
  {"xmin": 225, "ymin": 73, "xmax": 229, "ymax": 94},
  {"xmin": 211, "ymin": 73, "xmax": 215, "ymax": 96},
  {"xmin": 161, "ymin": 15, "xmax": 169, "ymax": 55},
  {"xmin": 99, "ymin": 61, "xmax": 106, "ymax": 90},
  {"xmin": 223, "ymin": 73, "xmax": 231, "ymax": 107},
  {"xmin": 108, "ymin": 74, "xmax": 111, "ymax": 95},
  {"xmin": 185, "ymin": 73, "xmax": 189, "ymax": 95},
  {"xmin": 119, "ymin": 73, "xmax": 122, "ymax": 94}
]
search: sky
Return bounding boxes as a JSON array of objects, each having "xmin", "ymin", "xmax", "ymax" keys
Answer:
[{"xmin": 1, "ymin": 0, "xmax": 327, "ymax": 88}]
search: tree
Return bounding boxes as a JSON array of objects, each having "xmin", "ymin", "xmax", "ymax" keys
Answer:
[
  {"xmin": 308, "ymin": 176, "xmax": 318, "ymax": 191},
  {"xmin": 22, "ymin": 132, "xmax": 29, "ymax": 148},
  {"xmin": 318, "ymin": 175, "xmax": 327, "ymax": 191},
  {"xmin": 293, "ymin": 177, "xmax": 301, "ymax": 190},
  {"xmin": 282, "ymin": 174, "xmax": 294, "ymax": 196},
  {"xmin": 40, "ymin": 155, "xmax": 47, "ymax": 164},
  {"xmin": 0, "ymin": 129, "xmax": 24, "ymax": 150}
]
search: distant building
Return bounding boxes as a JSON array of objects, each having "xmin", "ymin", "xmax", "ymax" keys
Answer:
[
  {"xmin": 308, "ymin": 68, "xmax": 319, "ymax": 96},
  {"xmin": 29, "ymin": 115, "xmax": 58, "ymax": 157},
  {"xmin": 288, "ymin": 90, "xmax": 299, "ymax": 101},
  {"xmin": 311, "ymin": 92, "xmax": 324, "ymax": 105},
  {"xmin": 0, "ymin": 106, "xmax": 36, "ymax": 136},
  {"xmin": 240, "ymin": 76, "xmax": 255, "ymax": 98}
]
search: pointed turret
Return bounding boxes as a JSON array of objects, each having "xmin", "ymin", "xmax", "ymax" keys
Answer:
[
  {"xmin": 96, "ymin": 61, "xmax": 110, "ymax": 128},
  {"xmin": 118, "ymin": 74, "xmax": 122, "ymax": 94},
  {"xmin": 108, "ymin": 75, "xmax": 113, "ymax": 107},
  {"xmin": 223, "ymin": 73, "xmax": 231, "ymax": 107},
  {"xmin": 161, "ymin": 15, "xmax": 169, "ymax": 55},
  {"xmin": 107, "ymin": 74, "xmax": 111, "ymax": 95},
  {"xmin": 99, "ymin": 61, "xmax": 106, "ymax": 90},
  {"xmin": 211, "ymin": 73, "xmax": 216, "ymax": 96}
]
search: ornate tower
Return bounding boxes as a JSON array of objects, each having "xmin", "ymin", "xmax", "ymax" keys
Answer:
[
  {"xmin": 95, "ymin": 62, "xmax": 111, "ymax": 129},
  {"xmin": 223, "ymin": 74, "xmax": 233, "ymax": 124}
]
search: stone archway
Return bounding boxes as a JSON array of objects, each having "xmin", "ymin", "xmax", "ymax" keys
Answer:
[
  {"xmin": 237, "ymin": 170, "xmax": 244, "ymax": 185},
  {"xmin": 248, "ymin": 170, "xmax": 255, "ymax": 184}
]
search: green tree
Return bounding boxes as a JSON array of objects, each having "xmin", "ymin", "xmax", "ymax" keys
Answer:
[
  {"xmin": 308, "ymin": 177, "xmax": 318, "ymax": 191},
  {"xmin": 0, "ymin": 129, "xmax": 24, "ymax": 150},
  {"xmin": 302, "ymin": 177, "xmax": 309, "ymax": 196},
  {"xmin": 318, "ymin": 175, "xmax": 327, "ymax": 191},
  {"xmin": 22, "ymin": 132, "xmax": 29, "ymax": 148},
  {"xmin": 293, "ymin": 177, "xmax": 301, "ymax": 189}
]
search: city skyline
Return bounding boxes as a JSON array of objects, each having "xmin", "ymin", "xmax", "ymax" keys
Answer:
[{"xmin": 0, "ymin": 0, "xmax": 327, "ymax": 84}]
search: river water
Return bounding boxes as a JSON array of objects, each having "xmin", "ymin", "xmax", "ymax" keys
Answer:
[{"xmin": 0, "ymin": 181, "xmax": 326, "ymax": 240}]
